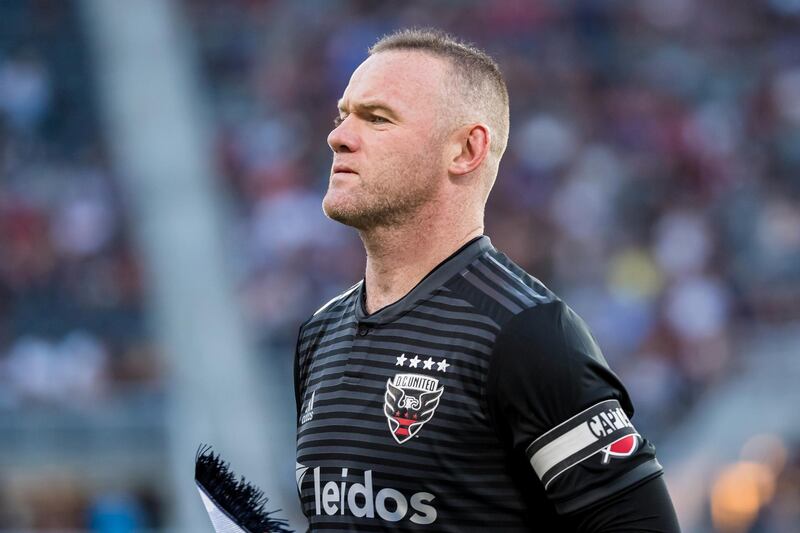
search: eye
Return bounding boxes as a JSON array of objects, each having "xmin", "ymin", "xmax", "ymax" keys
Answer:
[
  {"xmin": 369, "ymin": 115, "xmax": 388, "ymax": 124},
  {"xmin": 333, "ymin": 114, "xmax": 345, "ymax": 127}
]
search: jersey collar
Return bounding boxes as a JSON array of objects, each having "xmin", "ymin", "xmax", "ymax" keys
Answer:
[{"xmin": 355, "ymin": 235, "xmax": 493, "ymax": 326}]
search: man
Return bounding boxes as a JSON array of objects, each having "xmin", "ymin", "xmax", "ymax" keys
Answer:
[{"xmin": 294, "ymin": 28, "xmax": 680, "ymax": 531}]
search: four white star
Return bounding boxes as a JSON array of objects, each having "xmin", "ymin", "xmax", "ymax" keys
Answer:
[{"xmin": 394, "ymin": 354, "xmax": 450, "ymax": 372}]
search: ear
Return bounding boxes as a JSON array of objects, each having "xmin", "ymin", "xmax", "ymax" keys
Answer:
[{"xmin": 448, "ymin": 123, "xmax": 491, "ymax": 176}]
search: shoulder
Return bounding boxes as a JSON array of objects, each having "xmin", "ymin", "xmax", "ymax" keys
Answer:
[
  {"xmin": 444, "ymin": 248, "xmax": 556, "ymax": 327},
  {"xmin": 298, "ymin": 280, "xmax": 362, "ymax": 336},
  {"xmin": 446, "ymin": 246, "xmax": 611, "ymax": 394},
  {"xmin": 470, "ymin": 249, "xmax": 556, "ymax": 311},
  {"xmin": 444, "ymin": 244, "xmax": 595, "ymax": 353},
  {"xmin": 496, "ymin": 299, "xmax": 605, "ymax": 368},
  {"xmin": 487, "ymin": 298, "xmax": 612, "ymax": 405},
  {"xmin": 485, "ymin": 287, "xmax": 632, "ymax": 449},
  {"xmin": 478, "ymin": 253, "xmax": 628, "ymax": 426},
  {"xmin": 311, "ymin": 280, "xmax": 362, "ymax": 318}
]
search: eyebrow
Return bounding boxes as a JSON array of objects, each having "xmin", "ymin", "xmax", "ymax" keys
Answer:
[{"xmin": 337, "ymin": 99, "xmax": 400, "ymax": 121}]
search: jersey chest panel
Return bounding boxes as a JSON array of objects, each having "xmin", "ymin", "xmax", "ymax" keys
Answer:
[{"xmin": 296, "ymin": 311, "xmax": 533, "ymax": 531}]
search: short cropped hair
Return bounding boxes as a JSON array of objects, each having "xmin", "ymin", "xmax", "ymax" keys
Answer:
[{"xmin": 369, "ymin": 28, "xmax": 510, "ymax": 163}]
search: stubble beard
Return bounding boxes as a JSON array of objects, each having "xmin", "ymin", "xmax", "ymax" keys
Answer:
[{"xmin": 323, "ymin": 159, "xmax": 440, "ymax": 232}]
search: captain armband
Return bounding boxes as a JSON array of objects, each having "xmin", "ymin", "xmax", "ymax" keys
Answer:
[{"xmin": 526, "ymin": 399, "xmax": 641, "ymax": 489}]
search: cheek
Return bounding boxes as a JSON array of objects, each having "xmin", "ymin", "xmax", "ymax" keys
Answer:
[
  {"xmin": 361, "ymin": 130, "xmax": 444, "ymax": 190},
  {"xmin": 380, "ymin": 130, "xmax": 440, "ymax": 167}
]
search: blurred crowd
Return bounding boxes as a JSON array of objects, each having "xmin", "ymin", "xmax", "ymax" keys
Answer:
[
  {"xmin": 0, "ymin": 1, "xmax": 160, "ymax": 411},
  {"xmin": 0, "ymin": 2, "xmax": 162, "ymax": 530},
  {"xmin": 1, "ymin": 0, "xmax": 799, "ymax": 531}
]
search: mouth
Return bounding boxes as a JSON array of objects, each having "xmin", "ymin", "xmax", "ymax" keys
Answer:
[{"xmin": 332, "ymin": 163, "xmax": 357, "ymax": 174}]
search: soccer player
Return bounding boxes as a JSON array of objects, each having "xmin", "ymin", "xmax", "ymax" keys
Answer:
[{"xmin": 294, "ymin": 28, "xmax": 681, "ymax": 532}]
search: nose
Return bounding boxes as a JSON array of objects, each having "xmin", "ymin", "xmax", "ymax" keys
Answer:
[{"xmin": 327, "ymin": 116, "xmax": 360, "ymax": 153}]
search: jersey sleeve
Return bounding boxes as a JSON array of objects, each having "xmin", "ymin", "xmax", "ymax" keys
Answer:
[
  {"xmin": 568, "ymin": 476, "xmax": 681, "ymax": 532},
  {"xmin": 486, "ymin": 300, "xmax": 663, "ymax": 514}
]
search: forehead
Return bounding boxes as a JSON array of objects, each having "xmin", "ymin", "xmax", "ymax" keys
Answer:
[{"xmin": 339, "ymin": 51, "xmax": 449, "ymax": 116}]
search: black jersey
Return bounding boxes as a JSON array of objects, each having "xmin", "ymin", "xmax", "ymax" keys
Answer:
[{"xmin": 294, "ymin": 236, "xmax": 663, "ymax": 532}]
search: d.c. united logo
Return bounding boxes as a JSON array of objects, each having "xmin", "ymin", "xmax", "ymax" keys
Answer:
[{"xmin": 384, "ymin": 373, "xmax": 444, "ymax": 444}]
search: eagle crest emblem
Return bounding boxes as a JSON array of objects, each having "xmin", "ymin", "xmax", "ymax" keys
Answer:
[{"xmin": 384, "ymin": 373, "xmax": 444, "ymax": 444}]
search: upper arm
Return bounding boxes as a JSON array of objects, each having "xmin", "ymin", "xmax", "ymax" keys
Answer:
[
  {"xmin": 568, "ymin": 475, "xmax": 681, "ymax": 532},
  {"xmin": 486, "ymin": 301, "xmax": 664, "ymax": 515}
]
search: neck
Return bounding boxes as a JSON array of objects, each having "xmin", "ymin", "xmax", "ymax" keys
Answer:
[{"xmin": 359, "ymin": 207, "xmax": 483, "ymax": 315}]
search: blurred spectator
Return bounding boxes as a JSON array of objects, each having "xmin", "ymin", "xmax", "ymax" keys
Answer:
[
  {"xmin": 0, "ymin": 2, "xmax": 163, "ymax": 529},
  {"xmin": 88, "ymin": 492, "xmax": 146, "ymax": 533},
  {"xmin": 0, "ymin": 50, "xmax": 51, "ymax": 134}
]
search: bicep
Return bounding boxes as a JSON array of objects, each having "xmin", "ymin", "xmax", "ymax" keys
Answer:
[
  {"xmin": 487, "ymin": 301, "xmax": 664, "ymax": 514},
  {"xmin": 566, "ymin": 475, "xmax": 681, "ymax": 532}
]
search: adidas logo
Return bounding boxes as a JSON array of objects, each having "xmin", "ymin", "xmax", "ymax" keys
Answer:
[{"xmin": 300, "ymin": 390, "xmax": 315, "ymax": 424}]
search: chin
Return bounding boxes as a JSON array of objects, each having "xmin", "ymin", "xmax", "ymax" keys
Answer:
[
  {"xmin": 323, "ymin": 198, "xmax": 380, "ymax": 230},
  {"xmin": 322, "ymin": 188, "xmax": 403, "ymax": 230},
  {"xmin": 323, "ymin": 194, "xmax": 358, "ymax": 226}
]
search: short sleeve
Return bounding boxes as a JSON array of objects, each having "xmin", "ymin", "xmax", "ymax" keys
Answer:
[{"xmin": 486, "ymin": 300, "xmax": 663, "ymax": 514}]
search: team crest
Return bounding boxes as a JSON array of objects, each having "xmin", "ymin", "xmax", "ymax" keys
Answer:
[{"xmin": 384, "ymin": 373, "xmax": 444, "ymax": 444}]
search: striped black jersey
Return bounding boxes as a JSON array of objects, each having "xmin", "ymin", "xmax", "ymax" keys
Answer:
[{"xmin": 294, "ymin": 236, "xmax": 663, "ymax": 532}]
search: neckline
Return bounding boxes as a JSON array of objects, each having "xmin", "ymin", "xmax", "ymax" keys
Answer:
[{"xmin": 355, "ymin": 235, "xmax": 493, "ymax": 325}]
